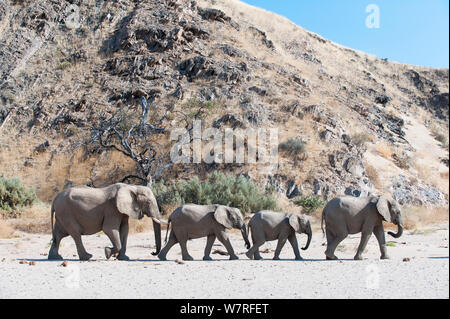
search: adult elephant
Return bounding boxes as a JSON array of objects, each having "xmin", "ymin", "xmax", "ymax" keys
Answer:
[
  {"xmin": 48, "ymin": 183, "xmax": 163, "ymax": 261},
  {"xmin": 157, "ymin": 204, "xmax": 250, "ymax": 261},
  {"xmin": 321, "ymin": 195, "xmax": 403, "ymax": 260}
]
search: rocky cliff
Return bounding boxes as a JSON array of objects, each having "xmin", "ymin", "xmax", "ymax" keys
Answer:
[{"xmin": 0, "ymin": 0, "xmax": 448, "ymax": 209}]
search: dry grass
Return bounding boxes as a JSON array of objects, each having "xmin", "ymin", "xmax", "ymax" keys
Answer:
[
  {"xmin": 404, "ymin": 206, "xmax": 449, "ymax": 229},
  {"xmin": 375, "ymin": 142, "xmax": 394, "ymax": 159},
  {"xmin": 0, "ymin": 132, "xmax": 137, "ymax": 202},
  {"xmin": 5, "ymin": 203, "xmax": 51, "ymax": 234},
  {"xmin": 412, "ymin": 161, "xmax": 449, "ymax": 195},
  {"xmin": 129, "ymin": 218, "xmax": 155, "ymax": 234},
  {"xmin": 0, "ymin": 219, "xmax": 16, "ymax": 238},
  {"xmin": 385, "ymin": 106, "xmax": 403, "ymax": 119},
  {"xmin": 365, "ymin": 164, "xmax": 381, "ymax": 189},
  {"xmin": 274, "ymin": 113, "xmax": 328, "ymax": 185},
  {"xmin": 383, "ymin": 205, "xmax": 449, "ymax": 231}
]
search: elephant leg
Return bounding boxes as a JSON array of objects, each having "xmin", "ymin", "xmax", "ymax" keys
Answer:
[
  {"xmin": 324, "ymin": 228, "xmax": 336, "ymax": 260},
  {"xmin": 253, "ymin": 251, "xmax": 262, "ymax": 260},
  {"xmin": 246, "ymin": 241, "xmax": 265, "ymax": 260},
  {"xmin": 253, "ymin": 239, "xmax": 263, "ymax": 261},
  {"xmin": 48, "ymin": 222, "xmax": 68, "ymax": 260},
  {"xmin": 70, "ymin": 233, "xmax": 92, "ymax": 261},
  {"xmin": 325, "ymin": 228, "xmax": 335, "ymax": 246},
  {"xmin": 203, "ymin": 234, "xmax": 216, "ymax": 261},
  {"xmin": 158, "ymin": 231, "xmax": 178, "ymax": 261},
  {"xmin": 373, "ymin": 224, "xmax": 389, "ymax": 259},
  {"xmin": 325, "ymin": 231, "xmax": 347, "ymax": 260},
  {"xmin": 253, "ymin": 249, "xmax": 263, "ymax": 260},
  {"xmin": 354, "ymin": 230, "xmax": 372, "ymax": 260},
  {"xmin": 247, "ymin": 243, "xmax": 265, "ymax": 260},
  {"xmin": 246, "ymin": 227, "xmax": 264, "ymax": 260},
  {"xmin": 273, "ymin": 235, "xmax": 288, "ymax": 260},
  {"xmin": 178, "ymin": 237, "xmax": 193, "ymax": 261},
  {"xmin": 288, "ymin": 234, "xmax": 303, "ymax": 260},
  {"xmin": 104, "ymin": 228, "xmax": 122, "ymax": 260},
  {"xmin": 117, "ymin": 218, "xmax": 130, "ymax": 261},
  {"xmin": 216, "ymin": 230, "xmax": 238, "ymax": 260}
]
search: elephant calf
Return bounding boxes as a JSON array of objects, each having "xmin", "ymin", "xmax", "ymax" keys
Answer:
[
  {"xmin": 321, "ymin": 195, "xmax": 403, "ymax": 260},
  {"xmin": 158, "ymin": 204, "xmax": 250, "ymax": 261},
  {"xmin": 245, "ymin": 211, "xmax": 312, "ymax": 260}
]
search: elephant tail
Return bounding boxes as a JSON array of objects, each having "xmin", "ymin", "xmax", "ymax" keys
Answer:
[
  {"xmin": 164, "ymin": 217, "xmax": 172, "ymax": 244},
  {"xmin": 50, "ymin": 202, "xmax": 55, "ymax": 241},
  {"xmin": 321, "ymin": 208, "xmax": 326, "ymax": 237}
]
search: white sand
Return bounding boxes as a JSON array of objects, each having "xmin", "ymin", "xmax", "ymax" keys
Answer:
[{"xmin": 0, "ymin": 225, "xmax": 448, "ymax": 299}]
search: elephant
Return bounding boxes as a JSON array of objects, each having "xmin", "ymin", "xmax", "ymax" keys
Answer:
[
  {"xmin": 48, "ymin": 183, "xmax": 163, "ymax": 261},
  {"xmin": 321, "ymin": 195, "xmax": 403, "ymax": 261},
  {"xmin": 157, "ymin": 204, "xmax": 250, "ymax": 261},
  {"xmin": 245, "ymin": 211, "xmax": 312, "ymax": 260}
]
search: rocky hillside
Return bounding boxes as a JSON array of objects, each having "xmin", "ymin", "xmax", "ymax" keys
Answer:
[{"xmin": 0, "ymin": 0, "xmax": 448, "ymax": 210}]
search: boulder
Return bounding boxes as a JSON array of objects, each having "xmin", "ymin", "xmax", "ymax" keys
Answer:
[
  {"xmin": 343, "ymin": 157, "xmax": 365, "ymax": 178},
  {"xmin": 375, "ymin": 94, "xmax": 390, "ymax": 105},
  {"xmin": 286, "ymin": 180, "xmax": 300, "ymax": 199}
]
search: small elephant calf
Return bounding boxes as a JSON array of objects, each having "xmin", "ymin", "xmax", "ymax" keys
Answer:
[
  {"xmin": 245, "ymin": 211, "xmax": 312, "ymax": 260},
  {"xmin": 158, "ymin": 204, "xmax": 250, "ymax": 261}
]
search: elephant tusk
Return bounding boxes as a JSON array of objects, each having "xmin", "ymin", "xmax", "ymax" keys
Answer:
[{"xmin": 152, "ymin": 218, "xmax": 169, "ymax": 225}]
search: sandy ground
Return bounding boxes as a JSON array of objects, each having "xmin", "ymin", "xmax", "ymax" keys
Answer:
[{"xmin": 0, "ymin": 224, "xmax": 448, "ymax": 299}]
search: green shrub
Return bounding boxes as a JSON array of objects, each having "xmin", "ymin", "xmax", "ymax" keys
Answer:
[
  {"xmin": 183, "ymin": 98, "xmax": 220, "ymax": 110},
  {"xmin": 152, "ymin": 172, "xmax": 277, "ymax": 215},
  {"xmin": 293, "ymin": 195, "xmax": 326, "ymax": 214},
  {"xmin": 279, "ymin": 138, "xmax": 306, "ymax": 159},
  {"xmin": 56, "ymin": 61, "xmax": 72, "ymax": 70},
  {"xmin": 183, "ymin": 98, "xmax": 221, "ymax": 119},
  {"xmin": 0, "ymin": 177, "xmax": 36, "ymax": 217}
]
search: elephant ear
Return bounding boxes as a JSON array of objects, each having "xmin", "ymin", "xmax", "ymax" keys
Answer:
[
  {"xmin": 288, "ymin": 214, "xmax": 301, "ymax": 233},
  {"xmin": 116, "ymin": 186, "xmax": 142, "ymax": 219},
  {"xmin": 214, "ymin": 206, "xmax": 233, "ymax": 229},
  {"xmin": 376, "ymin": 196, "xmax": 392, "ymax": 223}
]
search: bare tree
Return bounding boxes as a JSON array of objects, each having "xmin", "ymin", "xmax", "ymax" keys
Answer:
[{"xmin": 89, "ymin": 97, "xmax": 170, "ymax": 186}]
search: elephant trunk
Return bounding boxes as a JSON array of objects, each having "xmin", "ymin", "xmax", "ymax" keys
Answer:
[
  {"xmin": 240, "ymin": 224, "xmax": 251, "ymax": 249},
  {"xmin": 151, "ymin": 220, "xmax": 161, "ymax": 256},
  {"xmin": 302, "ymin": 226, "xmax": 312, "ymax": 251},
  {"xmin": 388, "ymin": 222, "xmax": 403, "ymax": 239}
]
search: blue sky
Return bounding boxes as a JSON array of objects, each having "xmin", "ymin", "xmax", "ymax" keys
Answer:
[{"xmin": 241, "ymin": 0, "xmax": 449, "ymax": 68}]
